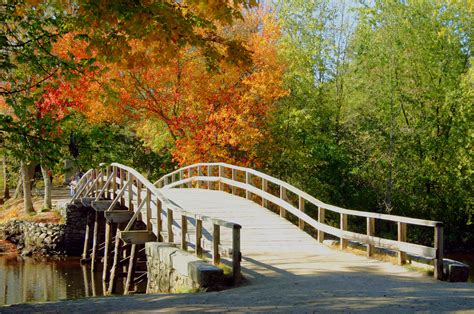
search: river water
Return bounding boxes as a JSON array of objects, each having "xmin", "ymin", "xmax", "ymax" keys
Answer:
[{"xmin": 0, "ymin": 254, "xmax": 139, "ymax": 306}]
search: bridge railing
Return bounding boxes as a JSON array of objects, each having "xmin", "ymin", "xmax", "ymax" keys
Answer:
[
  {"xmin": 155, "ymin": 162, "xmax": 444, "ymax": 280},
  {"xmin": 72, "ymin": 163, "xmax": 242, "ymax": 284}
]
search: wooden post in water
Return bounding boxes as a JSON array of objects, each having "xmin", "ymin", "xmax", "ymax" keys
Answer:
[
  {"xmin": 124, "ymin": 244, "xmax": 137, "ymax": 295},
  {"xmin": 81, "ymin": 212, "xmax": 91, "ymax": 263},
  {"xmin": 318, "ymin": 207, "xmax": 325, "ymax": 243},
  {"xmin": 107, "ymin": 224, "xmax": 122, "ymax": 295},
  {"xmin": 91, "ymin": 211, "xmax": 99, "ymax": 272},
  {"xmin": 102, "ymin": 221, "xmax": 112, "ymax": 283},
  {"xmin": 367, "ymin": 217, "xmax": 375, "ymax": 257},
  {"xmin": 434, "ymin": 223, "xmax": 444, "ymax": 280},
  {"xmin": 340, "ymin": 213, "xmax": 348, "ymax": 250},
  {"xmin": 298, "ymin": 196, "xmax": 305, "ymax": 230},
  {"xmin": 397, "ymin": 222, "xmax": 407, "ymax": 265}
]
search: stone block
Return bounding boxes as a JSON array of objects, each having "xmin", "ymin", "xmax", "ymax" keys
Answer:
[{"xmin": 443, "ymin": 259, "xmax": 469, "ymax": 282}]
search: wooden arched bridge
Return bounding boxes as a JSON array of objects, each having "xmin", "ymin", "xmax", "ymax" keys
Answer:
[{"xmin": 71, "ymin": 162, "xmax": 445, "ymax": 295}]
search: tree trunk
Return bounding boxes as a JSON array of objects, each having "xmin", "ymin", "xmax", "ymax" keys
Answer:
[
  {"xmin": 13, "ymin": 174, "xmax": 22, "ymax": 199},
  {"xmin": 20, "ymin": 161, "xmax": 34, "ymax": 213},
  {"xmin": 41, "ymin": 164, "xmax": 52, "ymax": 210},
  {"xmin": 2, "ymin": 155, "xmax": 9, "ymax": 199}
]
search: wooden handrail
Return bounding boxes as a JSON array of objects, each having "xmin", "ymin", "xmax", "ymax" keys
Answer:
[
  {"xmin": 71, "ymin": 162, "xmax": 243, "ymax": 283},
  {"xmin": 155, "ymin": 162, "xmax": 444, "ymax": 280}
]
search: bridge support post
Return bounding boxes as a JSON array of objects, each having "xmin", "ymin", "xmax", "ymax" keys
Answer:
[
  {"xmin": 81, "ymin": 212, "xmax": 91, "ymax": 263},
  {"xmin": 397, "ymin": 222, "xmax": 407, "ymax": 265},
  {"xmin": 91, "ymin": 211, "xmax": 99, "ymax": 272},
  {"xmin": 156, "ymin": 198, "xmax": 163, "ymax": 241},
  {"xmin": 124, "ymin": 244, "xmax": 137, "ymax": 295},
  {"xmin": 318, "ymin": 207, "xmax": 325, "ymax": 243},
  {"xmin": 340, "ymin": 213, "xmax": 348, "ymax": 250},
  {"xmin": 102, "ymin": 221, "xmax": 112, "ymax": 283},
  {"xmin": 434, "ymin": 223, "xmax": 444, "ymax": 280},
  {"xmin": 107, "ymin": 223, "xmax": 123, "ymax": 295},
  {"xmin": 367, "ymin": 217, "xmax": 375, "ymax": 256}
]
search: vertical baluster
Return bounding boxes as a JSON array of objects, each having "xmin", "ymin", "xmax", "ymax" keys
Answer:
[
  {"xmin": 195, "ymin": 219, "xmax": 203, "ymax": 257},
  {"xmin": 156, "ymin": 198, "xmax": 162, "ymax": 241},
  {"xmin": 232, "ymin": 225, "xmax": 241, "ymax": 284},
  {"xmin": 279, "ymin": 186, "xmax": 287, "ymax": 218},
  {"xmin": 231, "ymin": 169, "xmax": 236, "ymax": 195},
  {"xmin": 367, "ymin": 217, "xmax": 375, "ymax": 256},
  {"xmin": 397, "ymin": 222, "xmax": 407, "ymax": 265},
  {"xmin": 318, "ymin": 207, "xmax": 325, "ymax": 243},
  {"xmin": 340, "ymin": 213, "xmax": 348, "ymax": 250},
  {"xmin": 187, "ymin": 168, "xmax": 192, "ymax": 188},
  {"xmin": 181, "ymin": 215, "xmax": 188, "ymax": 250},
  {"xmin": 262, "ymin": 179, "xmax": 268, "ymax": 208},
  {"xmin": 212, "ymin": 224, "xmax": 220, "ymax": 265},
  {"xmin": 434, "ymin": 223, "xmax": 444, "ymax": 280},
  {"xmin": 245, "ymin": 172, "xmax": 250, "ymax": 199},
  {"xmin": 167, "ymin": 208, "xmax": 174, "ymax": 242},
  {"xmin": 298, "ymin": 196, "xmax": 305, "ymax": 230}
]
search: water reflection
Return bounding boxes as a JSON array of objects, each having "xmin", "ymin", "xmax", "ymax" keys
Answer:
[{"xmin": 0, "ymin": 254, "xmax": 144, "ymax": 306}]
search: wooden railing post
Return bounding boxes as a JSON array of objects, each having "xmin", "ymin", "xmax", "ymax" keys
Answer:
[
  {"xmin": 434, "ymin": 223, "xmax": 444, "ymax": 280},
  {"xmin": 367, "ymin": 217, "xmax": 375, "ymax": 256},
  {"xmin": 197, "ymin": 166, "xmax": 202, "ymax": 189},
  {"xmin": 145, "ymin": 189, "xmax": 151, "ymax": 231},
  {"xmin": 127, "ymin": 172, "xmax": 133, "ymax": 210},
  {"xmin": 187, "ymin": 168, "xmax": 192, "ymax": 188},
  {"xmin": 218, "ymin": 166, "xmax": 224, "ymax": 191},
  {"xmin": 207, "ymin": 165, "xmax": 212, "ymax": 190},
  {"xmin": 245, "ymin": 172, "xmax": 250, "ymax": 199},
  {"xmin": 120, "ymin": 169, "xmax": 124, "ymax": 206},
  {"xmin": 156, "ymin": 199, "xmax": 162, "ymax": 242},
  {"xmin": 340, "ymin": 213, "xmax": 348, "ymax": 250},
  {"xmin": 104, "ymin": 166, "xmax": 109, "ymax": 199},
  {"xmin": 279, "ymin": 186, "xmax": 287, "ymax": 218},
  {"xmin": 232, "ymin": 225, "xmax": 241, "ymax": 284},
  {"xmin": 262, "ymin": 179, "xmax": 268, "ymax": 208},
  {"xmin": 167, "ymin": 208, "xmax": 174, "ymax": 243},
  {"xmin": 181, "ymin": 215, "xmax": 188, "ymax": 251},
  {"xmin": 195, "ymin": 219, "xmax": 203, "ymax": 257},
  {"xmin": 212, "ymin": 224, "xmax": 221, "ymax": 265},
  {"xmin": 231, "ymin": 169, "xmax": 237, "ymax": 195},
  {"xmin": 397, "ymin": 222, "xmax": 407, "ymax": 265},
  {"xmin": 112, "ymin": 166, "xmax": 117, "ymax": 198},
  {"xmin": 318, "ymin": 207, "xmax": 325, "ymax": 243},
  {"xmin": 298, "ymin": 196, "xmax": 305, "ymax": 230}
]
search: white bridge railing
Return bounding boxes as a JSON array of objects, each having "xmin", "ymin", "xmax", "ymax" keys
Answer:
[
  {"xmin": 71, "ymin": 163, "xmax": 242, "ymax": 285},
  {"xmin": 155, "ymin": 162, "xmax": 444, "ymax": 280}
]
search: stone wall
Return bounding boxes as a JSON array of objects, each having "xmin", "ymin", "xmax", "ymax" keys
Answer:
[
  {"xmin": 0, "ymin": 220, "xmax": 65, "ymax": 255},
  {"xmin": 146, "ymin": 242, "xmax": 224, "ymax": 293},
  {"xmin": 0, "ymin": 202, "xmax": 92, "ymax": 256}
]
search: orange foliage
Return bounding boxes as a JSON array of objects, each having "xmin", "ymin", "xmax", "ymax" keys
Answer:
[{"xmin": 76, "ymin": 10, "xmax": 287, "ymax": 166}]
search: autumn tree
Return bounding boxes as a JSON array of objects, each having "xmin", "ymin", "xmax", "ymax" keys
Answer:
[{"xmin": 80, "ymin": 9, "xmax": 287, "ymax": 167}]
